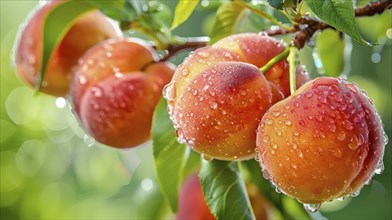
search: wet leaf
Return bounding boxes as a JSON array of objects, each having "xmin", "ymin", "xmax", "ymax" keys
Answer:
[
  {"xmin": 200, "ymin": 160, "xmax": 255, "ymax": 219},
  {"xmin": 209, "ymin": 1, "xmax": 249, "ymax": 43},
  {"xmin": 315, "ymin": 29, "xmax": 346, "ymax": 76},
  {"xmin": 152, "ymin": 98, "xmax": 188, "ymax": 212},
  {"xmin": 268, "ymin": 0, "xmax": 284, "ymax": 9},
  {"xmin": 171, "ymin": 0, "xmax": 200, "ymax": 30},
  {"xmin": 241, "ymin": 160, "xmax": 313, "ymax": 220},
  {"xmin": 40, "ymin": 1, "xmax": 96, "ymax": 91},
  {"xmin": 307, "ymin": 0, "xmax": 371, "ymax": 45},
  {"xmin": 86, "ymin": 0, "xmax": 127, "ymax": 21}
]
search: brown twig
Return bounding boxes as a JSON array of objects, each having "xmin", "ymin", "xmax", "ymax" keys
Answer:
[
  {"xmin": 289, "ymin": 0, "xmax": 392, "ymax": 48},
  {"xmin": 160, "ymin": 37, "xmax": 210, "ymax": 61},
  {"xmin": 355, "ymin": 0, "xmax": 392, "ymax": 16},
  {"xmin": 160, "ymin": 0, "xmax": 392, "ymax": 60}
]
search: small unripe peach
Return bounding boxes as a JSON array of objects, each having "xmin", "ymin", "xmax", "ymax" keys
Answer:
[
  {"xmin": 14, "ymin": 1, "xmax": 117, "ymax": 96},
  {"xmin": 72, "ymin": 38, "xmax": 174, "ymax": 148},
  {"xmin": 256, "ymin": 77, "xmax": 386, "ymax": 208},
  {"xmin": 165, "ymin": 33, "xmax": 309, "ymax": 161}
]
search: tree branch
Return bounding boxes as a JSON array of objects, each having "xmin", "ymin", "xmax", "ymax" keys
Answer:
[
  {"xmin": 289, "ymin": 0, "xmax": 392, "ymax": 48},
  {"xmin": 355, "ymin": 0, "xmax": 392, "ymax": 17},
  {"xmin": 159, "ymin": 0, "xmax": 392, "ymax": 61},
  {"xmin": 160, "ymin": 37, "xmax": 210, "ymax": 61}
]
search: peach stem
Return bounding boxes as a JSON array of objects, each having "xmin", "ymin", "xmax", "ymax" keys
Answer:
[
  {"xmin": 260, "ymin": 47, "xmax": 290, "ymax": 74},
  {"xmin": 287, "ymin": 46, "xmax": 298, "ymax": 95}
]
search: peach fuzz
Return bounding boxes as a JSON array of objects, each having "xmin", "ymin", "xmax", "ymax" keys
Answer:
[
  {"xmin": 256, "ymin": 77, "xmax": 386, "ymax": 205},
  {"xmin": 165, "ymin": 33, "xmax": 309, "ymax": 161},
  {"xmin": 72, "ymin": 38, "xmax": 174, "ymax": 148},
  {"xmin": 14, "ymin": 1, "xmax": 117, "ymax": 97}
]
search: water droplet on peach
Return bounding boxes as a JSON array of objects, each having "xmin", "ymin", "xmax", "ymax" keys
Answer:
[
  {"xmin": 202, "ymin": 154, "xmax": 214, "ymax": 161},
  {"xmin": 303, "ymin": 203, "xmax": 321, "ymax": 213},
  {"xmin": 328, "ymin": 148, "xmax": 342, "ymax": 158},
  {"xmin": 209, "ymin": 102, "xmax": 218, "ymax": 109},
  {"xmin": 291, "ymin": 163, "xmax": 298, "ymax": 169},
  {"xmin": 198, "ymin": 51, "xmax": 210, "ymax": 58},
  {"xmin": 91, "ymin": 86, "xmax": 103, "ymax": 97},
  {"xmin": 258, "ymin": 31, "xmax": 268, "ymax": 36},
  {"xmin": 272, "ymin": 111, "xmax": 280, "ymax": 117},
  {"xmin": 265, "ymin": 119, "xmax": 273, "ymax": 125},
  {"xmin": 182, "ymin": 68, "xmax": 190, "ymax": 76},
  {"xmin": 375, "ymin": 160, "xmax": 384, "ymax": 174},
  {"xmin": 83, "ymin": 134, "xmax": 95, "ymax": 147},
  {"xmin": 350, "ymin": 190, "xmax": 361, "ymax": 197},
  {"xmin": 337, "ymin": 131, "xmax": 346, "ymax": 141},
  {"xmin": 348, "ymin": 136, "xmax": 359, "ymax": 150}
]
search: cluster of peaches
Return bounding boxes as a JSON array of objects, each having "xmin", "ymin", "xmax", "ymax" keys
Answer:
[
  {"xmin": 164, "ymin": 32, "xmax": 386, "ymax": 207},
  {"xmin": 14, "ymin": 1, "xmax": 174, "ymax": 148},
  {"xmin": 14, "ymin": 1, "xmax": 386, "ymax": 216}
]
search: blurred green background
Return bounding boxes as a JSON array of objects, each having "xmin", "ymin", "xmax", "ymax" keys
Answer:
[{"xmin": 1, "ymin": 1, "xmax": 391, "ymax": 219}]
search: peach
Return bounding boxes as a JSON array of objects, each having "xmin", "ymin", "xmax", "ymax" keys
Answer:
[
  {"xmin": 177, "ymin": 174, "xmax": 215, "ymax": 220},
  {"xmin": 256, "ymin": 77, "xmax": 386, "ymax": 207},
  {"xmin": 71, "ymin": 38, "xmax": 174, "ymax": 148},
  {"xmin": 165, "ymin": 33, "xmax": 309, "ymax": 161},
  {"xmin": 14, "ymin": 1, "xmax": 117, "ymax": 96},
  {"xmin": 213, "ymin": 33, "xmax": 309, "ymax": 97}
]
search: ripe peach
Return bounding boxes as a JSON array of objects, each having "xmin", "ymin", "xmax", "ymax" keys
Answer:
[
  {"xmin": 71, "ymin": 38, "xmax": 174, "ymax": 148},
  {"xmin": 256, "ymin": 77, "xmax": 386, "ymax": 207},
  {"xmin": 14, "ymin": 1, "xmax": 117, "ymax": 96},
  {"xmin": 177, "ymin": 174, "xmax": 272, "ymax": 220},
  {"xmin": 165, "ymin": 33, "xmax": 309, "ymax": 161},
  {"xmin": 213, "ymin": 33, "xmax": 309, "ymax": 97}
]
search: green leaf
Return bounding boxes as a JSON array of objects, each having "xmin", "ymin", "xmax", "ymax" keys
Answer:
[
  {"xmin": 241, "ymin": 160, "xmax": 313, "ymax": 220},
  {"xmin": 86, "ymin": 0, "xmax": 128, "ymax": 21},
  {"xmin": 357, "ymin": 10, "xmax": 392, "ymax": 43},
  {"xmin": 267, "ymin": 0, "xmax": 297, "ymax": 9},
  {"xmin": 307, "ymin": 0, "xmax": 370, "ymax": 45},
  {"xmin": 268, "ymin": 0, "xmax": 284, "ymax": 9},
  {"xmin": 182, "ymin": 150, "xmax": 202, "ymax": 178},
  {"xmin": 39, "ymin": 1, "xmax": 96, "ymax": 91},
  {"xmin": 170, "ymin": 0, "xmax": 200, "ymax": 30},
  {"xmin": 152, "ymin": 98, "xmax": 188, "ymax": 212},
  {"xmin": 209, "ymin": 1, "xmax": 249, "ymax": 43},
  {"xmin": 200, "ymin": 160, "xmax": 255, "ymax": 220},
  {"xmin": 315, "ymin": 29, "xmax": 346, "ymax": 76}
]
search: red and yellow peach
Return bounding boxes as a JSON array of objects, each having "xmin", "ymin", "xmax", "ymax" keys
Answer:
[
  {"xmin": 256, "ymin": 77, "xmax": 386, "ymax": 206},
  {"xmin": 71, "ymin": 38, "xmax": 174, "ymax": 148},
  {"xmin": 14, "ymin": 1, "xmax": 118, "ymax": 96}
]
